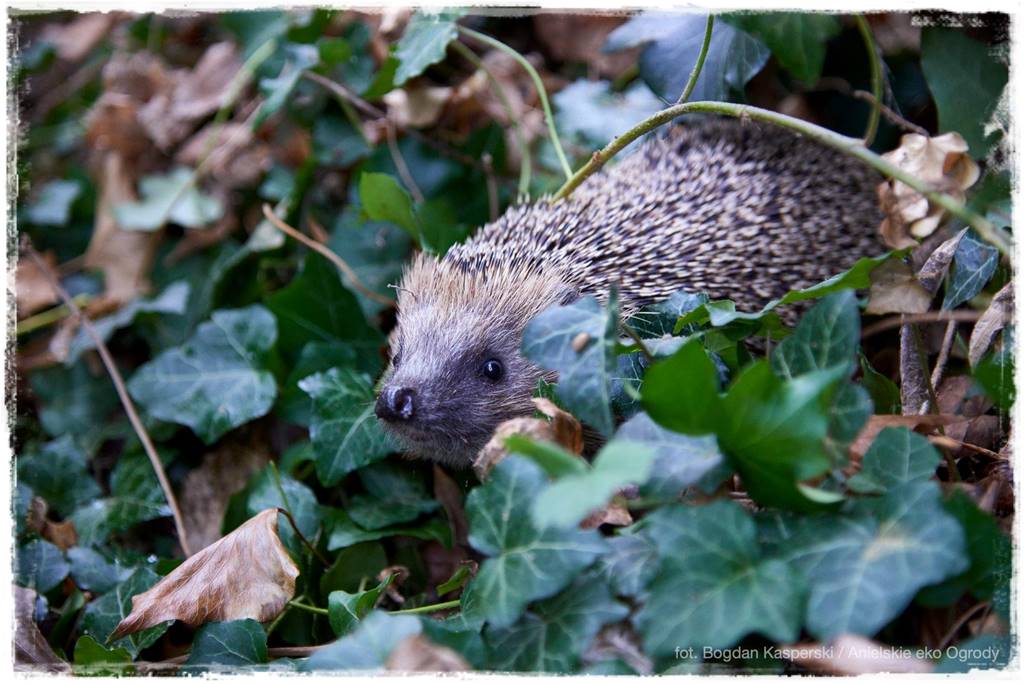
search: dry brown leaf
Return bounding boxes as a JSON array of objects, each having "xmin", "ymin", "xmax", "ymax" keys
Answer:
[
  {"xmin": 782, "ymin": 635, "xmax": 933, "ymax": 675},
  {"xmin": 580, "ymin": 499, "xmax": 633, "ymax": 529},
  {"xmin": 384, "ymin": 85, "xmax": 453, "ymax": 129},
  {"xmin": 82, "ymin": 153, "xmax": 161, "ymax": 305},
  {"xmin": 473, "ymin": 397, "xmax": 584, "ymax": 478},
  {"xmin": 179, "ymin": 434, "xmax": 270, "ymax": 551},
  {"xmin": 877, "ymin": 132, "xmax": 980, "ymax": 249},
  {"xmin": 385, "ymin": 634, "xmax": 470, "ymax": 672},
  {"xmin": 14, "ymin": 586, "xmax": 71, "ymax": 674},
  {"xmin": 138, "ymin": 42, "xmax": 242, "ymax": 150},
  {"xmin": 177, "ymin": 122, "xmax": 271, "ymax": 189},
  {"xmin": 916, "ymin": 228, "xmax": 968, "ymax": 295},
  {"xmin": 15, "ymin": 250, "xmax": 59, "ymax": 318},
  {"xmin": 42, "ymin": 519, "xmax": 78, "ymax": 552},
  {"xmin": 849, "ymin": 414, "xmax": 969, "ymax": 461},
  {"xmin": 533, "ymin": 13, "xmax": 637, "ymax": 78},
  {"xmin": 41, "ymin": 13, "xmax": 117, "ymax": 62},
  {"xmin": 969, "ymin": 282, "xmax": 1013, "ymax": 367},
  {"xmin": 433, "ymin": 464, "xmax": 468, "ymax": 546},
  {"xmin": 110, "ymin": 508, "xmax": 299, "ymax": 641},
  {"xmin": 865, "ymin": 259, "xmax": 933, "ymax": 315}
]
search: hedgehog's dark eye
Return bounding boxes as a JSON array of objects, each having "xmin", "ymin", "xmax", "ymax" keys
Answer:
[{"xmin": 481, "ymin": 358, "xmax": 504, "ymax": 382}]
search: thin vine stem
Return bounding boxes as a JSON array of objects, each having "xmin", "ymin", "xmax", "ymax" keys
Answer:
[
  {"xmin": 288, "ymin": 600, "xmax": 329, "ymax": 616},
  {"xmin": 458, "ymin": 26, "xmax": 572, "ymax": 182},
  {"xmin": 855, "ymin": 15, "xmax": 883, "ymax": 147},
  {"xmin": 677, "ymin": 15, "xmax": 714, "ymax": 104},
  {"xmin": 452, "ymin": 39, "xmax": 532, "ymax": 199},
  {"xmin": 388, "ymin": 599, "xmax": 462, "ymax": 615},
  {"xmin": 551, "ymin": 100, "xmax": 1010, "ymax": 256}
]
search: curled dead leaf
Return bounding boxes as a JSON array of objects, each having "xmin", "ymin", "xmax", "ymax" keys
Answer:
[
  {"xmin": 15, "ymin": 250, "xmax": 59, "ymax": 318},
  {"xmin": 968, "ymin": 282, "xmax": 1013, "ymax": 367},
  {"xmin": 877, "ymin": 132, "xmax": 980, "ymax": 249},
  {"xmin": 384, "ymin": 85, "xmax": 454, "ymax": 129},
  {"xmin": 15, "ymin": 586, "xmax": 71, "ymax": 674},
  {"xmin": 865, "ymin": 259, "xmax": 933, "ymax": 315},
  {"xmin": 580, "ymin": 499, "xmax": 633, "ymax": 529},
  {"xmin": 473, "ymin": 397, "xmax": 583, "ymax": 478},
  {"xmin": 782, "ymin": 635, "xmax": 933, "ymax": 674},
  {"xmin": 915, "ymin": 227, "xmax": 968, "ymax": 296},
  {"xmin": 110, "ymin": 508, "xmax": 298, "ymax": 641},
  {"xmin": 386, "ymin": 634, "xmax": 470, "ymax": 672}
]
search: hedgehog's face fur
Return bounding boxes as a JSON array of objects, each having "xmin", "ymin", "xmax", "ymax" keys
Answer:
[{"xmin": 376, "ymin": 254, "xmax": 570, "ymax": 466}]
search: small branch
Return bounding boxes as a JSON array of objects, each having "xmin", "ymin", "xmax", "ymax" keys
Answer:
[
  {"xmin": 677, "ymin": 15, "xmax": 714, "ymax": 105},
  {"xmin": 929, "ymin": 435, "xmax": 1002, "ymax": 460},
  {"xmin": 458, "ymin": 26, "xmax": 572, "ymax": 182},
  {"xmin": 261, "ymin": 204, "xmax": 393, "ymax": 306},
  {"xmin": 21, "ymin": 238, "xmax": 193, "ymax": 557},
  {"xmin": 451, "ymin": 39, "xmax": 532, "ymax": 198},
  {"xmin": 852, "ymin": 90, "xmax": 928, "ymax": 137},
  {"xmin": 389, "ymin": 599, "xmax": 461, "ymax": 616},
  {"xmin": 549, "ymin": 100, "xmax": 1010, "ymax": 256},
  {"xmin": 855, "ymin": 15, "xmax": 882, "ymax": 147},
  {"xmin": 621, "ymin": 322, "xmax": 654, "ymax": 363},
  {"xmin": 16, "ymin": 294, "xmax": 92, "ymax": 336},
  {"xmin": 862, "ymin": 310, "xmax": 984, "ymax": 338}
]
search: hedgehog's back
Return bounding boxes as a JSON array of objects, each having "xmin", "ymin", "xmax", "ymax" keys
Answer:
[{"xmin": 444, "ymin": 117, "xmax": 884, "ymax": 314}]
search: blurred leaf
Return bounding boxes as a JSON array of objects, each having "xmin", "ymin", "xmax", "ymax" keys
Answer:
[
  {"xmin": 942, "ymin": 230, "xmax": 999, "ymax": 310},
  {"xmin": 462, "ymin": 456, "xmax": 607, "ymax": 628},
  {"xmin": 67, "ymin": 547, "xmax": 134, "ymax": 594},
  {"xmin": 114, "ymin": 167, "xmax": 223, "ymax": 231},
  {"xmin": 81, "ymin": 567, "xmax": 170, "ymax": 659},
  {"xmin": 17, "ymin": 436, "xmax": 101, "ymax": 517},
  {"xmin": 127, "ymin": 305, "xmax": 278, "ymax": 444},
  {"xmin": 860, "ymin": 355, "xmax": 901, "ymax": 415},
  {"xmin": 221, "ymin": 11, "xmax": 290, "ymax": 57},
  {"xmin": 328, "ymin": 574, "xmax": 395, "ymax": 636},
  {"xmin": 66, "ymin": 281, "xmax": 191, "ymax": 364},
  {"xmin": 73, "ymin": 635, "xmax": 133, "ymax": 676},
  {"xmin": 773, "ymin": 481, "xmax": 967, "ymax": 640},
  {"xmin": 265, "ymin": 252, "xmax": 383, "ymax": 366},
  {"xmin": 772, "ymin": 292, "xmax": 858, "ymax": 379},
  {"xmin": 359, "ymin": 172, "xmax": 420, "ymax": 238},
  {"xmin": 921, "ymin": 27, "xmax": 1008, "ymax": 158},
  {"xmin": 504, "ymin": 435, "xmax": 587, "ymax": 479},
  {"xmin": 974, "ymin": 329, "xmax": 1014, "ymax": 411},
  {"xmin": 522, "ymin": 295, "xmax": 618, "ymax": 437},
  {"xmin": 393, "ymin": 12, "xmax": 460, "ymax": 86},
  {"xmin": 934, "ymin": 635, "xmax": 1012, "ymax": 673},
  {"xmin": 300, "ymin": 368, "xmax": 394, "ymax": 486},
  {"xmin": 847, "ymin": 427, "xmax": 940, "ymax": 494},
  {"xmin": 605, "ymin": 12, "xmax": 769, "ymax": 101},
  {"xmin": 486, "ymin": 572, "xmax": 628, "ymax": 672},
  {"xmin": 726, "ymin": 12, "xmax": 840, "ymax": 82},
  {"xmin": 302, "ymin": 611, "xmax": 422, "ymax": 671},
  {"xmin": 256, "ymin": 43, "xmax": 319, "ymax": 125},
  {"xmin": 319, "ymin": 541, "xmax": 388, "ymax": 595},
  {"xmin": 554, "ymin": 80, "xmax": 662, "ymax": 147},
  {"xmin": 613, "ymin": 411, "xmax": 725, "ymax": 499},
  {"xmin": 347, "ymin": 461, "xmax": 439, "ymax": 530},
  {"xmin": 313, "ymin": 114, "xmax": 372, "ymax": 167},
  {"xmin": 17, "ymin": 539, "xmax": 70, "ymax": 593},
  {"xmin": 183, "ymin": 620, "xmax": 268, "ymax": 671},
  {"xmin": 641, "ymin": 338, "xmax": 721, "ymax": 434},
  {"xmin": 23, "ymin": 179, "xmax": 81, "ymax": 226},
  {"xmin": 636, "ymin": 500, "xmax": 804, "ymax": 655},
  {"xmin": 595, "ymin": 533, "xmax": 659, "ymax": 597},
  {"xmin": 532, "ymin": 441, "xmax": 655, "ymax": 529}
]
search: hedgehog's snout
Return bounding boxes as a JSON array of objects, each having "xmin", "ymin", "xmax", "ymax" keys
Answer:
[{"xmin": 375, "ymin": 386, "xmax": 417, "ymax": 423}]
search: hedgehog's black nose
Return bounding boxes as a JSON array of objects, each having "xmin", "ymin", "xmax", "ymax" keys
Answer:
[{"xmin": 376, "ymin": 387, "xmax": 417, "ymax": 422}]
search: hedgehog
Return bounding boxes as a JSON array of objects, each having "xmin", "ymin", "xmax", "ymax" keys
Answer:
[{"xmin": 374, "ymin": 117, "xmax": 884, "ymax": 466}]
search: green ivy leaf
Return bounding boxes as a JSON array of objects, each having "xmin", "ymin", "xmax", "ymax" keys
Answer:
[
  {"xmin": 302, "ymin": 611, "xmax": 422, "ymax": 672},
  {"xmin": 921, "ymin": 27, "xmax": 1008, "ymax": 158},
  {"xmin": 522, "ymin": 294, "xmax": 618, "ymax": 437},
  {"xmin": 359, "ymin": 172, "xmax": 420, "ymax": 239},
  {"xmin": 532, "ymin": 441, "xmax": 655, "ymax": 529},
  {"xmin": 256, "ymin": 43, "xmax": 320, "ymax": 126},
  {"xmin": 725, "ymin": 13, "xmax": 841, "ymax": 83},
  {"xmin": 504, "ymin": 435, "xmax": 587, "ymax": 479},
  {"xmin": 772, "ymin": 292, "xmax": 859, "ymax": 379},
  {"xmin": 127, "ymin": 305, "xmax": 278, "ymax": 444},
  {"xmin": 554, "ymin": 79, "xmax": 662, "ymax": 148},
  {"xmin": 641, "ymin": 338, "xmax": 722, "ymax": 435},
  {"xmin": 73, "ymin": 635, "xmax": 133, "ymax": 676},
  {"xmin": 183, "ymin": 620, "xmax": 269, "ymax": 671},
  {"xmin": 636, "ymin": 500, "xmax": 805, "ymax": 655},
  {"xmin": 775, "ymin": 481, "xmax": 968, "ymax": 639},
  {"xmin": 847, "ymin": 427, "xmax": 941, "ymax": 493},
  {"xmin": 81, "ymin": 567, "xmax": 171, "ymax": 659},
  {"xmin": 393, "ymin": 12, "xmax": 460, "ymax": 86},
  {"xmin": 265, "ymin": 252, "xmax": 383, "ymax": 366},
  {"xmin": 67, "ymin": 547, "xmax": 133, "ymax": 594},
  {"xmin": 114, "ymin": 167, "xmax": 223, "ymax": 231},
  {"xmin": 596, "ymin": 532, "xmax": 659, "ymax": 598},
  {"xmin": 326, "ymin": 510, "xmax": 450, "ymax": 551},
  {"xmin": 347, "ymin": 461, "xmax": 439, "ymax": 530},
  {"xmin": 300, "ymin": 368, "xmax": 394, "ymax": 486},
  {"xmin": 313, "ymin": 114, "xmax": 372, "ymax": 167},
  {"xmin": 328, "ymin": 574, "xmax": 395, "ymax": 636},
  {"xmin": 66, "ymin": 281, "xmax": 191, "ymax": 364},
  {"xmin": 245, "ymin": 466, "xmax": 320, "ymax": 540},
  {"xmin": 17, "ymin": 436, "xmax": 101, "ymax": 516},
  {"xmin": 606, "ymin": 12, "xmax": 769, "ymax": 102},
  {"xmin": 327, "ymin": 208, "xmax": 411, "ymax": 316},
  {"xmin": 462, "ymin": 456, "xmax": 607, "ymax": 628},
  {"xmin": 485, "ymin": 572, "xmax": 628, "ymax": 672},
  {"xmin": 29, "ymin": 362, "xmax": 118, "ymax": 452},
  {"xmin": 614, "ymin": 411, "xmax": 725, "ymax": 499},
  {"xmin": 17, "ymin": 539, "xmax": 70, "ymax": 592},
  {"xmin": 942, "ymin": 230, "xmax": 999, "ymax": 310}
]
